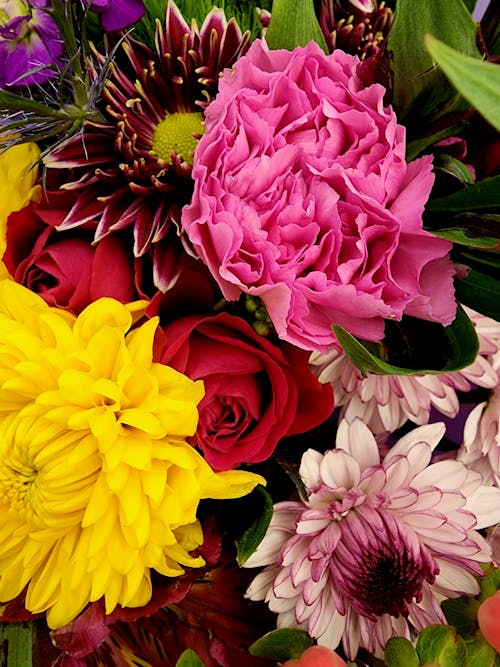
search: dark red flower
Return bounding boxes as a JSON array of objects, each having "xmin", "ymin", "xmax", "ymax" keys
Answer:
[
  {"xmin": 157, "ymin": 312, "xmax": 334, "ymax": 470},
  {"xmin": 318, "ymin": 0, "xmax": 394, "ymax": 60},
  {"xmin": 43, "ymin": 1, "xmax": 250, "ymax": 291},
  {"xmin": 3, "ymin": 193, "xmax": 138, "ymax": 314}
]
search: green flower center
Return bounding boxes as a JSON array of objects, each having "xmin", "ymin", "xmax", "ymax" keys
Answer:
[{"xmin": 152, "ymin": 112, "xmax": 204, "ymax": 164}]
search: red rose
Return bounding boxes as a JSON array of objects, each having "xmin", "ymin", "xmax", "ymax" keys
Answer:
[
  {"xmin": 158, "ymin": 312, "xmax": 333, "ymax": 470},
  {"xmin": 4, "ymin": 197, "xmax": 138, "ymax": 313}
]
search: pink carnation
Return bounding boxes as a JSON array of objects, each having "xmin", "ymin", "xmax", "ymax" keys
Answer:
[{"xmin": 182, "ymin": 40, "xmax": 456, "ymax": 352}]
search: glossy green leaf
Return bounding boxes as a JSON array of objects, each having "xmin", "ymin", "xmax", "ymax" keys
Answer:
[
  {"xmin": 387, "ymin": 0, "xmax": 479, "ymax": 125},
  {"xmin": 406, "ymin": 124, "xmax": 467, "ymax": 161},
  {"xmin": 384, "ymin": 636, "xmax": 420, "ymax": 667},
  {"xmin": 416, "ymin": 624, "xmax": 468, "ymax": 667},
  {"xmin": 332, "ymin": 305, "xmax": 479, "ymax": 377},
  {"xmin": 0, "ymin": 622, "xmax": 32, "ymax": 667},
  {"xmin": 466, "ymin": 637, "xmax": 497, "ymax": 667},
  {"xmin": 265, "ymin": 0, "xmax": 327, "ymax": 52},
  {"xmin": 425, "ymin": 34, "xmax": 500, "ymax": 132},
  {"xmin": 249, "ymin": 628, "xmax": 314, "ymax": 661},
  {"xmin": 479, "ymin": 567, "xmax": 500, "ymax": 601},
  {"xmin": 454, "ymin": 249, "xmax": 500, "ymax": 320},
  {"xmin": 433, "ymin": 153, "xmax": 476, "ymax": 187},
  {"xmin": 455, "ymin": 269, "xmax": 500, "ymax": 320},
  {"xmin": 442, "ymin": 596, "xmax": 480, "ymax": 636},
  {"xmin": 430, "ymin": 219, "xmax": 500, "ymax": 249},
  {"xmin": 175, "ymin": 649, "xmax": 206, "ymax": 667},
  {"xmin": 427, "ymin": 175, "xmax": 500, "ymax": 212},
  {"xmin": 235, "ymin": 485, "xmax": 273, "ymax": 565}
]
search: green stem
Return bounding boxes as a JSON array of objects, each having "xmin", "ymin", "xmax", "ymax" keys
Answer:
[{"xmin": 48, "ymin": 0, "xmax": 90, "ymax": 110}]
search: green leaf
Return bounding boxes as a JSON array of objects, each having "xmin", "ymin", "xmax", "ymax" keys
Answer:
[
  {"xmin": 430, "ymin": 218, "xmax": 500, "ymax": 249},
  {"xmin": 433, "ymin": 153, "xmax": 476, "ymax": 187},
  {"xmin": 406, "ymin": 124, "xmax": 467, "ymax": 161},
  {"xmin": 442, "ymin": 596, "xmax": 480, "ymax": 636},
  {"xmin": 427, "ymin": 175, "xmax": 500, "ymax": 212},
  {"xmin": 425, "ymin": 34, "xmax": 500, "ymax": 132},
  {"xmin": 235, "ymin": 484, "xmax": 273, "ymax": 565},
  {"xmin": 175, "ymin": 649, "xmax": 206, "ymax": 667},
  {"xmin": 454, "ymin": 249, "xmax": 500, "ymax": 320},
  {"xmin": 265, "ymin": 0, "xmax": 328, "ymax": 52},
  {"xmin": 0, "ymin": 622, "xmax": 32, "ymax": 667},
  {"xmin": 455, "ymin": 269, "xmax": 500, "ymax": 320},
  {"xmin": 426, "ymin": 181, "xmax": 500, "ymax": 246},
  {"xmin": 465, "ymin": 637, "xmax": 497, "ymax": 667},
  {"xmin": 387, "ymin": 0, "xmax": 479, "ymax": 125},
  {"xmin": 479, "ymin": 567, "xmax": 500, "ymax": 601},
  {"xmin": 333, "ymin": 305, "xmax": 479, "ymax": 377},
  {"xmin": 384, "ymin": 637, "xmax": 420, "ymax": 667},
  {"xmin": 416, "ymin": 624, "xmax": 468, "ymax": 667},
  {"xmin": 249, "ymin": 628, "xmax": 314, "ymax": 662}
]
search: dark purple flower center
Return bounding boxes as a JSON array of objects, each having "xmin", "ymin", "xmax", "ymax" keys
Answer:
[{"xmin": 331, "ymin": 507, "xmax": 438, "ymax": 620}]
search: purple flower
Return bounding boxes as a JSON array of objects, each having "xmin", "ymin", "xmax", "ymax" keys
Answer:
[
  {"xmin": 0, "ymin": 0, "xmax": 64, "ymax": 87},
  {"xmin": 244, "ymin": 419, "xmax": 500, "ymax": 659},
  {"xmin": 82, "ymin": 0, "xmax": 145, "ymax": 31}
]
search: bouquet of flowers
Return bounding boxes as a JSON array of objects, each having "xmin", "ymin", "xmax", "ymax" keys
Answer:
[{"xmin": 1, "ymin": 0, "xmax": 500, "ymax": 665}]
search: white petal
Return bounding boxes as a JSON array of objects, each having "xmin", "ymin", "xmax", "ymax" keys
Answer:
[
  {"xmin": 299, "ymin": 448, "xmax": 324, "ymax": 492},
  {"xmin": 388, "ymin": 488, "xmax": 419, "ymax": 510},
  {"xmin": 384, "ymin": 456, "xmax": 411, "ymax": 492},
  {"xmin": 461, "ymin": 402, "xmax": 487, "ymax": 452},
  {"xmin": 296, "ymin": 517, "xmax": 330, "ymax": 535},
  {"xmin": 320, "ymin": 449, "xmax": 361, "ymax": 490},
  {"xmin": 465, "ymin": 484, "xmax": 500, "ymax": 529},
  {"xmin": 378, "ymin": 394, "xmax": 406, "ymax": 432},
  {"xmin": 412, "ymin": 459, "xmax": 468, "ymax": 491},
  {"xmin": 245, "ymin": 567, "xmax": 277, "ymax": 600},
  {"xmin": 434, "ymin": 559, "xmax": 480, "ymax": 595},
  {"xmin": 342, "ymin": 419, "xmax": 380, "ymax": 470},
  {"xmin": 335, "ymin": 418, "xmax": 379, "ymax": 469},
  {"xmin": 315, "ymin": 607, "xmax": 346, "ymax": 650},
  {"xmin": 396, "ymin": 488, "xmax": 443, "ymax": 512},
  {"xmin": 403, "ymin": 511, "xmax": 446, "ymax": 530},
  {"xmin": 401, "ymin": 378, "xmax": 428, "ymax": 417},
  {"xmin": 413, "ymin": 519, "xmax": 466, "ymax": 543},
  {"xmin": 385, "ymin": 422, "xmax": 445, "ymax": 461}
]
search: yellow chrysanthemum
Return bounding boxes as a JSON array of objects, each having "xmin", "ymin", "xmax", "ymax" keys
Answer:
[
  {"xmin": 0, "ymin": 143, "xmax": 41, "ymax": 267},
  {"xmin": 0, "ymin": 280, "xmax": 264, "ymax": 628}
]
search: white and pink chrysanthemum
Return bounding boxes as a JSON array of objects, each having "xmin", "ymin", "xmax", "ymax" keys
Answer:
[
  {"xmin": 458, "ymin": 362, "xmax": 500, "ymax": 486},
  {"xmin": 309, "ymin": 308, "xmax": 500, "ymax": 434},
  {"xmin": 244, "ymin": 419, "xmax": 500, "ymax": 660}
]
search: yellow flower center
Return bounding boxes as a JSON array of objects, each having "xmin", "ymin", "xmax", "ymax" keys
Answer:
[
  {"xmin": 0, "ymin": 456, "xmax": 36, "ymax": 514},
  {"xmin": 152, "ymin": 112, "xmax": 204, "ymax": 164},
  {"xmin": 0, "ymin": 415, "xmax": 99, "ymax": 528}
]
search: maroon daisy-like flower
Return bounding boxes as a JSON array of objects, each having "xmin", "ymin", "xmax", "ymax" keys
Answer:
[
  {"xmin": 318, "ymin": 0, "xmax": 394, "ymax": 60},
  {"xmin": 43, "ymin": 0, "xmax": 250, "ymax": 291}
]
